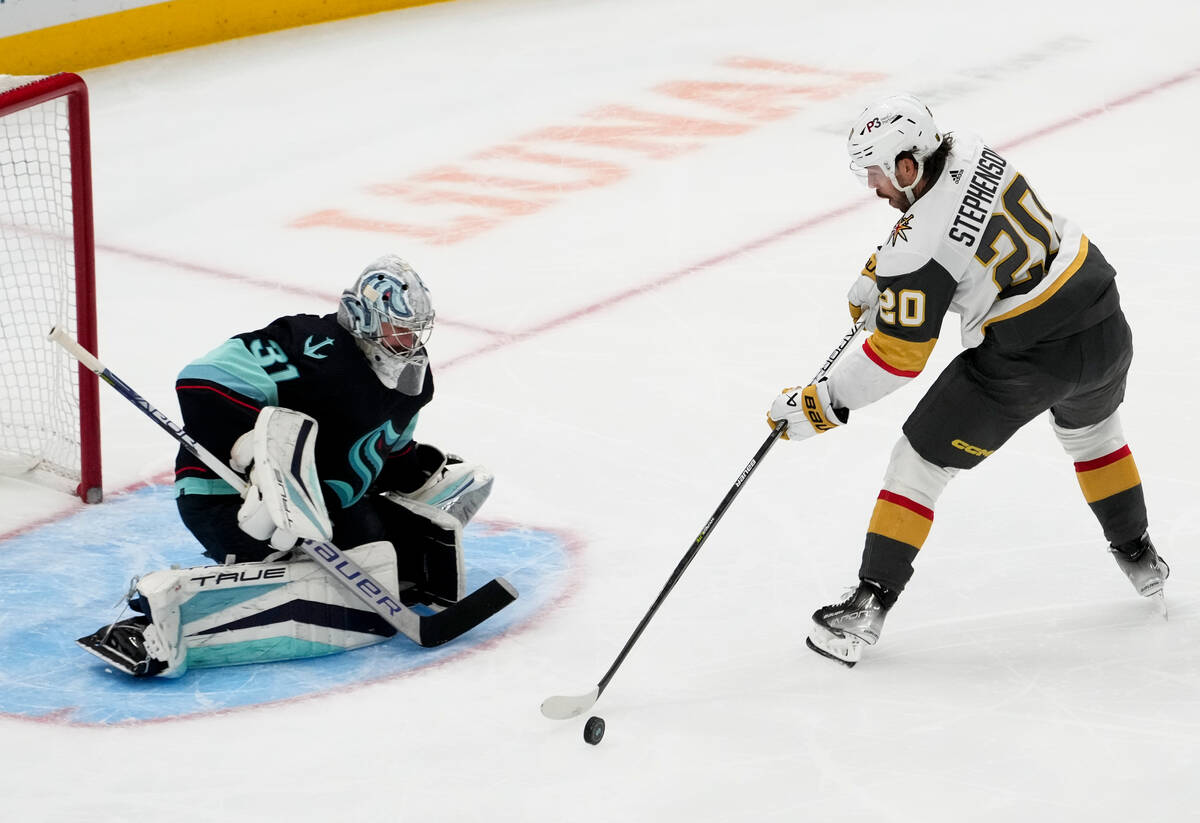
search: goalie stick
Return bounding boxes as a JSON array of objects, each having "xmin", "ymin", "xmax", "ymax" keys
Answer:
[
  {"xmin": 540, "ymin": 317, "xmax": 868, "ymax": 720},
  {"xmin": 48, "ymin": 326, "xmax": 516, "ymax": 648}
]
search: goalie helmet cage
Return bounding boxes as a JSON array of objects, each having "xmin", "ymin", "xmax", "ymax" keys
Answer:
[{"xmin": 0, "ymin": 73, "xmax": 102, "ymax": 503}]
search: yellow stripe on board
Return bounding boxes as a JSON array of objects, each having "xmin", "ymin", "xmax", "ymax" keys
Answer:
[{"xmin": 0, "ymin": 0, "xmax": 453, "ymax": 75}]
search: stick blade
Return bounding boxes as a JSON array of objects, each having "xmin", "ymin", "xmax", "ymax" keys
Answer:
[
  {"xmin": 418, "ymin": 577, "xmax": 518, "ymax": 647},
  {"xmin": 540, "ymin": 687, "xmax": 600, "ymax": 720}
]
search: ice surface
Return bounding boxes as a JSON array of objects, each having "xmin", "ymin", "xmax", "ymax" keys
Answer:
[{"xmin": 2, "ymin": 0, "xmax": 1198, "ymax": 820}]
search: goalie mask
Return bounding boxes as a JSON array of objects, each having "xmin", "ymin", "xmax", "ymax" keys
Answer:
[
  {"xmin": 846, "ymin": 94, "xmax": 942, "ymax": 204},
  {"xmin": 338, "ymin": 255, "xmax": 435, "ymax": 393}
]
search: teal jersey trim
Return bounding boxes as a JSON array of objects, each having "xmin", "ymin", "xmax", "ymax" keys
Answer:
[
  {"xmin": 393, "ymin": 414, "xmax": 418, "ymax": 451},
  {"xmin": 180, "ymin": 583, "xmax": 287, "ymax": 625},
  {"xmin": 177, "ymin": 338, "xmax": 279, "ymax": 406},
  {"xmin": 174, "ymin": 476, "xmax": 239, "ymax": 498},
  {"xmin": 186, "ymin": 636, "xmax": 353, "ymax": 669}
]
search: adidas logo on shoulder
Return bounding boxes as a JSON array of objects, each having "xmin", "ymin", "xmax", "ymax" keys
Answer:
[{"xmin": 949, "ymin": 169, "xmax": 963, "ymax": 184}]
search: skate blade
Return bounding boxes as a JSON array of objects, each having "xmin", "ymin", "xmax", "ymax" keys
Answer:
[
  {"xmin": 1137, "ymin": 577, "xmax": 1167, "ymax": 619},
  {"xmin": 806, "ymin": 625, "xmax": 863, "ymax": 667},
  {"xmin": 75, "ymin": 634, "xmax": 146, "ymax": 676}
]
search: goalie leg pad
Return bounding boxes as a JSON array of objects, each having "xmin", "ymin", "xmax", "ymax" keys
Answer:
[
  {"xmin": 380, "ymin": 493, "xmax": 465, "ymax": 604},
  {"xmin": 81, "ymin": 543, "xmax": 402, "ymax": 676}
]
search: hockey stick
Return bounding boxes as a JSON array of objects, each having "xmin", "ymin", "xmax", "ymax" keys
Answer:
[
  {"xmin": 540, "ymin": 317, "xmax": 867, "ymax": 720},
  {"xmin": 48, "ymin": 326, "xmax": 516, "ymax": 648}
]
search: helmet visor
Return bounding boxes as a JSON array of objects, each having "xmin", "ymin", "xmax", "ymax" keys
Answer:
[
  {"xmin": 375, "ymin": 318, "xmax": 434, "ymax": 358},
  {"xmin": 849, "ymin": 159, "xmax": 871, "ymax": 186},
  {"xmin": 849, "ymin": 162, "xmax": 894, "ymax": 190}
]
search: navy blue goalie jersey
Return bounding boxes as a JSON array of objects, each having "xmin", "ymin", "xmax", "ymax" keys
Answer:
[{"xmin": 173, "ymin": 312, "xmax": 434, "ymax": 511}]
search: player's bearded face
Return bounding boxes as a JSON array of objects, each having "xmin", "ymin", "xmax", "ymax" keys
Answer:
[{"xmin": 865, "ymin": 166, "xmax": 908, "ymax": 211}]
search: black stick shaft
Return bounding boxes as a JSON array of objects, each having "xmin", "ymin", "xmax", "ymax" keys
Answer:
[
  {"xmin": 48, "ymin": 325, "xmax": 246, "ymax": 490},
  {"xmin": 593, "ymin": 318, "xmax": 866, "ymax": 699},
  {"xmin": 596, "ymin": 423, "xmax": 785, "ymax": 695}
]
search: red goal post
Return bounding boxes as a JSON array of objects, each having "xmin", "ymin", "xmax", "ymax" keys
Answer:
[{"xmin": 0, "ymin": 73, "xmax": 102, "ymax": 503}]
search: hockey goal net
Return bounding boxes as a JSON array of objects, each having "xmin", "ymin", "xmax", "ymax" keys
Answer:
[{"xmin": 0, "ymin": 73, "xmax": 102, "ymax": 503}]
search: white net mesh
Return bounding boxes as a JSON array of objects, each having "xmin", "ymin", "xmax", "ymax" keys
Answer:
[{"xmin": 0, "ymin": 75, "xmax": 84, "ymax": 493}]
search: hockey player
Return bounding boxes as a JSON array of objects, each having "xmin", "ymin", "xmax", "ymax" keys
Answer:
[
  {"xmin": 78, "ymin": 255, "xmax": 494, "ymax": 676},
  {"xmin": 767, "ymin": 94, "xmax": 1167, "ymax": 667}
]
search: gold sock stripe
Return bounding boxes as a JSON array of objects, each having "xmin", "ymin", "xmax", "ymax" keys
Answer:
[
  {"xmin": 1074, "ymin": 447, "xmax": 1141, "ymax": 504},
  {"xmin": 867, "ymin": 491, "xmax": 934, "ymax": 549}
]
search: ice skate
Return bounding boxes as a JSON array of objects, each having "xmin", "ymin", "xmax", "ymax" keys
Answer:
[
  {"xmin": 76, "ymin": 616, "xmax": 168, "ymax": 677},
  {"xmin": 1110, "ymin": 532, "xmax": 1169, "ymax": 617},
  {"xmin": 806, "ymin": 580, "xmax": 891, "ymax": 667}
]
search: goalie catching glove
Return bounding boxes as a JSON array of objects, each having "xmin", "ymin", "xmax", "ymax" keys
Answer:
[
  {"xmin": 232, "ymin": 407, "xmax": 333, "ymax": 550},
  {"xmin": 767, "ymin": 378, "xmax": 848, "ymax": 441},
  {"xmin": 383, "ymin": 442, "xmax": 494, "ymax": 527}
]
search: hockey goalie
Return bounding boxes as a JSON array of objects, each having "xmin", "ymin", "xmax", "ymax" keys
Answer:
[{"xmin": 78, "ymin": 255, "xmax": 496, "ymax": 677}]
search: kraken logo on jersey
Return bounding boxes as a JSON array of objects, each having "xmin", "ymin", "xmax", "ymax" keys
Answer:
[
  {"xmin": 325, "ymin": 421, "xmax": 405, "ymax": 507},
  {"xmin": 889, "ymin": 214, "xmax": 914, "ymax": 246}
]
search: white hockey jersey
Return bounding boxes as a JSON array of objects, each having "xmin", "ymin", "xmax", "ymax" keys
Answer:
[{"xmin": 829, "ymin": 131, "xmax": 1120, "ymax": 412}]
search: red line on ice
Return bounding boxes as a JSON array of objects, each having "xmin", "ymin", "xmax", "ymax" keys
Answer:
[{"xmin": 93, "ymin": 65, "xmax": 1200, "ymax": 368}]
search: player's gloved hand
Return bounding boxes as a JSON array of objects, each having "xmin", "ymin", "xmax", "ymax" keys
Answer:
[
  {"xmin": 231, "ymin": 431, "xmax": 300, "ymax": 550},
  {"xmin": 767, "ymin": 378, "xmax": 848, "ymax": 441},
  {"xmin": 847, "ymin": 272, "xmax": 879, "ymax": 332},
  {"xmin": 848, "ymin": 254, "xmax": 880, "ymax": 331}
]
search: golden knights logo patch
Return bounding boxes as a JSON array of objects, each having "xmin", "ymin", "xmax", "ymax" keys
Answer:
[{"xmin": 889, "ymin": 214, "xmax": 914, "ymax": 246}]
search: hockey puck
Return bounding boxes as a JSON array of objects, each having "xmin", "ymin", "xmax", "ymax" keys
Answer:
[{"xmin": 583, "ymin": 715, "xmax": 605, "ymax": 745}]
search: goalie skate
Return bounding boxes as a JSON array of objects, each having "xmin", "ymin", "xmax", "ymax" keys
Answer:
[
  {"xmin": 76, "ymin": 616, "xmax": 169, "ymax": 677},
  {"xmin": 805, "ymin": 581, "xmax": 890, "ymax": 668}
]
